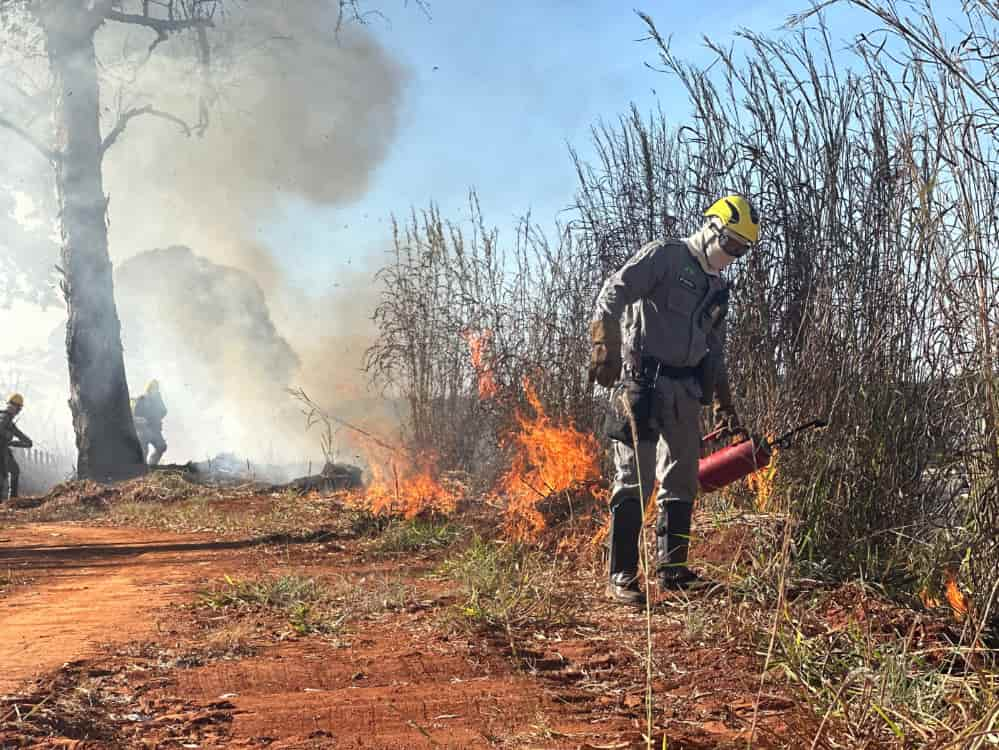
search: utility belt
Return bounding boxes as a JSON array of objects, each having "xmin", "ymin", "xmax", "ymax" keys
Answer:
[
  {"xmin": 607, "ymin": 354, "xmax": 719, "ymax": 444},
  {"xmin": 635, "ymin": 356, "xmax": 698, "ymax": 384},
  {"xmin": 606, "ymin": 357, "xmax": 699, "ymax": 444},
  {"xmin": 640, "ymin": 354, "xmax": 719, "ymax": 407}
]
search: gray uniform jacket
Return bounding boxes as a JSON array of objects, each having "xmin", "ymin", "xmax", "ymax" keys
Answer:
[
  {"xmin": 134, "ymin": 393, "xmax": 167, "ymax": 432},
  {"xmin": 0, "ymin": 409, "xmax": 31, "ymax": 448},
  {"xmin": 0, "ymin": 408, "xmax": 32, "ymax": 477},
  {"xmin": 593, "ymin": 239, "xmax": 732, "ymax": 405}
]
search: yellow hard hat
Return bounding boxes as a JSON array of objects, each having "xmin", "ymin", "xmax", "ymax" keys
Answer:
[
  {"xmin": 705, "ymin": 195, "xmax": 760, "ymax": 244},
  {"xmin": 7, "ymin": 393, "xmax": 24, "ymax": 408},
  {"xmin": 146, "ymin": 380, "xmax": 159, "ymax": 394}
]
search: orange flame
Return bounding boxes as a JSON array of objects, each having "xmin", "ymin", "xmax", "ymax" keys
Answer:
[
  {"xmin": 746, "ymin": 445, "xmax": 780, "ymax": 512},
  {"xmin": 499, "ymin": 379, "xmax": 602, "ymax": 540},
  {"xmin": 357, "ymin": 442, "xmax": 460, "ymax": 519},
  {"xmin": 463, "ymin": 329, "xmax": 499, "ymax": 400},
  {"xmin": 919, "ymin": 587, "xmax": 941, "ymax": 610},
  {"xmin": 918, "ymin": 570, "xmax": 970, "ymax": 620},
  {"xmin": 944, "ymin": 570, "xmax": 970, "ymax": 618}
]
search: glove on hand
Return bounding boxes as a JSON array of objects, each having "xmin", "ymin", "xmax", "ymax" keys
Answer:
[
  {"xmin": 712, "ymin": 405, "xmax": 743, "ymax": 439},
  {"xmin": 588, "ymin": 319, "xmax": 622, "ymax": 388}
]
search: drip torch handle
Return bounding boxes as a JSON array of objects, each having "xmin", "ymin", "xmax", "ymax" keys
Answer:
[
  {"xmin": 702, "ymin": 427, "xmax": 726, "ymax": 443},
  {"xmin": 702, "ymin": 426, "xmax": 750, "ymax": 445}
]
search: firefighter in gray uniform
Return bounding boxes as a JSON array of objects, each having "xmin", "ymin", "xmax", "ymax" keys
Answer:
[
  {"xmin": 133, "ymin": 380, "xmax": 168, "ymax": 466},
  {"xmin": 589, "ymin": 195, "xmax": 760, "ymax": 605},
  {"xmin": 0, "ymin": 393, "xmax": 33, "ymax": 500}
]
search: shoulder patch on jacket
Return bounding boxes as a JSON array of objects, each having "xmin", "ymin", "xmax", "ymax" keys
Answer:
[{"xmin": 678, "ymin": 262, "xmax": 699, "ymax": 291}]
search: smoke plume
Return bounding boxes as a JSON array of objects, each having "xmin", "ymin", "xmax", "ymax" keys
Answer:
[
  {"xmin": 91, "ymin": 1, "xmax": 407, "ymax": 464},
  {"xmin": 115, "ymin": 246, "xmax": 301, "ymax": 462}
]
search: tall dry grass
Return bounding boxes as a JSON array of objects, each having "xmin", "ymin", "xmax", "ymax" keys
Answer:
[{"xmin": 367, "ymin": 4, "xmax": 998, "ymax": 623}]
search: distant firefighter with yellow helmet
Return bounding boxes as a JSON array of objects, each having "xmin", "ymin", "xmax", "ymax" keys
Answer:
[
  {"xmin": 589, "ymin": 194, "xmax": 760, "ymax": 605},
  {"xmin": 132, "ymin": 380, "xmax": 168, "ymax": 466},
  {"xmin": 0, "ymin": 393, "xmax": 34, "ymax": 500}
]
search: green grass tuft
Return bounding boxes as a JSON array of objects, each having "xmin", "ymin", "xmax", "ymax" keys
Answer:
[
  {"xmin": 372, "ymin": 518, "xmax": 462, "ymax": 555},
  {"xmin": 438, "ymin": 536, "xmax": 576, "ymax": 632},
  {"xmin": 199, "ymin": 574, "xmax": 346, "ymax": 635}
]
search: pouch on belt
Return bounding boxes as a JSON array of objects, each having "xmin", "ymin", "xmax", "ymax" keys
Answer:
[{"xmin": 605, "ymin": 378, "xmax": 660, "ymax": 444}]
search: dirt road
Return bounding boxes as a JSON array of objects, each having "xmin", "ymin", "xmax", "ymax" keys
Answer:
[
  {"xmin": 0, "ymin": 522, "xmax": 645, "ymax": 748},
  {"xmin": 0, "ymin": 524, "xmax": 255, "ymax": 694},
  {"xmin": 0, "ymin": 518, "xmax": 813, "ymax": 748}
]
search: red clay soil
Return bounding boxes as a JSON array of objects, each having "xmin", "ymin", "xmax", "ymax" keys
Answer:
[
  {"xmin": 0, "ymin": 517, "xmax": 816, "ymax": 749},
  {"xmin": 0, "ymin": 522, "xmax": 641, "ymax": 748},
  {"xmin": 173, "ymin": 622, "xmax": 615, "ymax": 749},
  {"xmin": 0, "ymin": 523, "xmax": 254, "ymax": 694}
]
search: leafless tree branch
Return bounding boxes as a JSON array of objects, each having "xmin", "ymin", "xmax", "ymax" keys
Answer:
[
  {"xmin": 104, "ymin": 9, "xmax": 215, "ymax": 33},
  {"xmin": 100, "ymin": 104, "xmax": 191, "ymax": 155},
  {"xmin": 0, "ymin": 112, "xmax": 55, "ymax": 161}
]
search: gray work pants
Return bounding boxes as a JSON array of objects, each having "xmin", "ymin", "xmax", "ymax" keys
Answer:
[
  {"xmin": 0, "ymin": 449, "xmax": 17, "ymax": 500},
  {"xmin": 137, "ymin": 424, "xmax": 167, "ymax": 466},
  {"xmin": 607, "ymin": 377, "xmax": 701, "ymax": 578}
]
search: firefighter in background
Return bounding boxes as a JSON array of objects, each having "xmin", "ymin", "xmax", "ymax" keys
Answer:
[
  {"xmin": 133, "ymin": 380, "xmax": 168, "ymax": 466},
  {"xmin": 0, "ymin": 393, "xmax": 33, "ymax": 500},
  {"xmin": 589, "ymin": 195, "xmax": 759, "ymax": 605}
]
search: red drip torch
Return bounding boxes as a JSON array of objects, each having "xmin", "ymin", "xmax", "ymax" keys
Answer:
[{"xmin": 698, "ymin": 419, "xmax": 828, "ymax": 492}]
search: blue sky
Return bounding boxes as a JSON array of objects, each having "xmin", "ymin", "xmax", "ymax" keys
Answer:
[
  {"xmin": 8, "ymin": 0, "xmax": 969, "ymax": 349},
  {"xmin": 263, "ymin": 0, "xmax": 890, "ymax": 292}
]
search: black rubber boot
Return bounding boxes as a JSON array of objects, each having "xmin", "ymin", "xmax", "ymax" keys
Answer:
[
  {"xmin": 606, "ymin": 497, "xmax": 645, "ymax": 606},
  {"xmin": 658, "ymin": 566, "xmax": 709, "ymax": 590},
  {"xmin": 605, "ymin": 572, "xmax": 646, "ymax": 606},
  {"xmin": 655, "ymin": 500, "xmax": 709, "ymax": 590}
]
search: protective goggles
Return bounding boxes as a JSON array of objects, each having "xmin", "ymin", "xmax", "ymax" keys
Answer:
[{"xmin": 713, "ymin": 225, "xmax": 752, "ymax": 258}]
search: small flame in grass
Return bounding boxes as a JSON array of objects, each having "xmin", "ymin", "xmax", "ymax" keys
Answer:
[
  {"xmin": 499, "ymin": 379, "xmax": 602, "ymax": 540},
  {"xmin": 643, "ymin": 481, "xmax": 660, "ymax": 527},
  {"xmin": 919, "ymin": 570, "xmax": 970, "ymax": 620},
  {"xmin": 463, "ymin": 329, "xmax": 499, "ymax": 400},
  {"xmin": 944, "ymin": 570, "xmax": 970, "ymax": 617},
  {"xmin": 746, "ymin": 443, "xmax": 779, "ymax": 512},
  {"xmin": 360, "ymin": 444, "xmax": 460, "ymax": 519},
  {"xmin": 919, "ymin": 587, "xmax": 941, "ymax": 610}
]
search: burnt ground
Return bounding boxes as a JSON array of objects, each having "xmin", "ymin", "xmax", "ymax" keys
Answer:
[{"xmin": 0, "ymin": 487, "xmax": 977, "ymax": 749}]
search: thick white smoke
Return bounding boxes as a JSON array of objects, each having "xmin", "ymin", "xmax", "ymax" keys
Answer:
[
  {"xmin": 2, "ymin": 1, "xmax": 407, "ymax": 468},
  {"xmin": 115, "ymin": 246, "xmax": 300, "ymax": 463},
  {"xmin": 96, "ymin": 2, "xmax": 405, "ymax": 465}
]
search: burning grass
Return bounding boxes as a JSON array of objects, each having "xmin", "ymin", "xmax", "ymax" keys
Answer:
[
  {"xmin": 360, "ymin": 449, "xmax": 464, "ymax": 519},
  {"xmin": 746, "ymin": 445, "xmax": 780, "ymax": 513},
  {"xmin": 339, "ymin": 378, "xmax": 603, "ymax": 541},
  {"xmin": 464, "ymin": 328, "xmax": 499, "ymax": 400},
  {"xmin": 498, "ymin": 380, "xmax": 603, "ymax": 541}
]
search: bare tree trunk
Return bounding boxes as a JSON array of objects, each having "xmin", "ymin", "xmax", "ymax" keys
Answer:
[{"xmin": 39, "ymin": 1, "xmax": 144, "ymax": 480}]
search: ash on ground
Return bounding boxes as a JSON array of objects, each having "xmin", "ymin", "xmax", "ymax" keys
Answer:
[{"xmin": 156, "ymin": 453, "xmax": 362, "ymax": 494}]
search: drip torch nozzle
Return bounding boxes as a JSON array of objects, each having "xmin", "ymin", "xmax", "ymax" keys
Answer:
[
  {"xmin": 770, "ymin": 418, "xmax": 829, "ymax": 449},
  {"xmin": 698, "ymin": 418, "xmax": 829, "ymax": 493}
]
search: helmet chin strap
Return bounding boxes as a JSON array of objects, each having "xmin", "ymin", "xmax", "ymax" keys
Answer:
[{"xmin": 685, "ymin": 220, "xmax": 732, "ymax": 275}]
